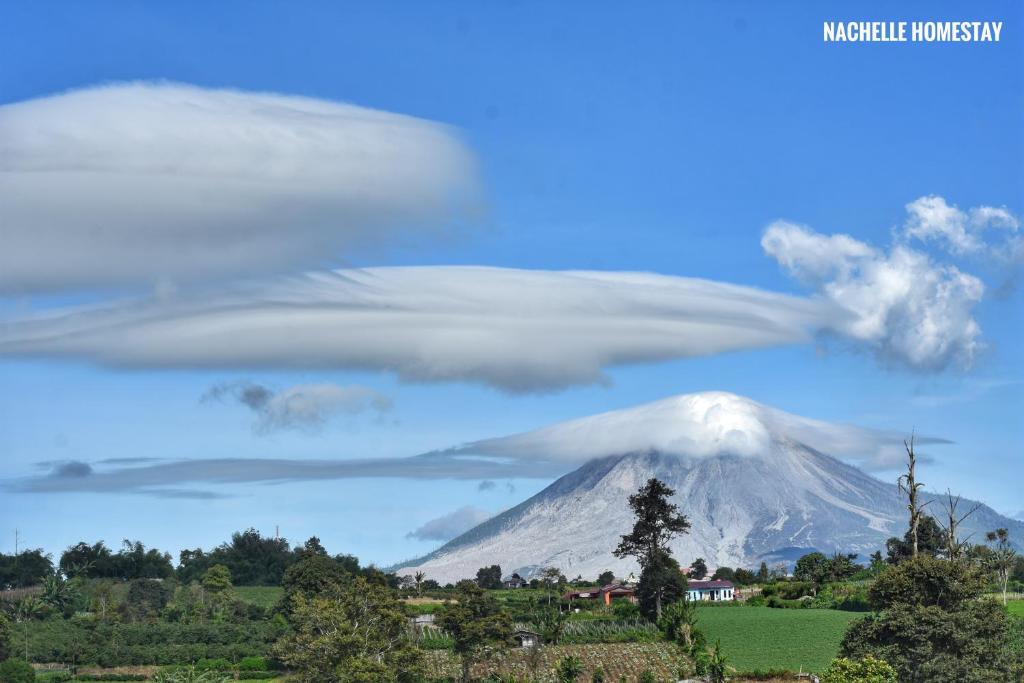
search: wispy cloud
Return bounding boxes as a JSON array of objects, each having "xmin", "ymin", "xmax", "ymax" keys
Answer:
[
  {"xmin": 5, "ymin": 391, "xmax": 947, "ymax": 498},
  {"xmin": 406, "ymin": 506, "xmax": 494, "ymax": 542},
  {"xmin": 0, "ymin": 82, "xmax": 478, "ymax": 293},
  {"xmin": 202, "ymin": 380, "xmax": 392, "ymax": 433}
]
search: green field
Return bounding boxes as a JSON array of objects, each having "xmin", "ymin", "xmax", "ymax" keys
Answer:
[
  {"xmin": 1008, "ymin": 600, "xmax": 1024, "ymax": 618},
  {"xmin": 234, "ymin": 585, "xmax": 283, "ymax": 608},
  {"xmin": 697, "ymin": 606, "xmax": 862, "ymax": 673}
]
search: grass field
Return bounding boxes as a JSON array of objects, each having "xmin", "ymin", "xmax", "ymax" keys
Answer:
[
  {"xmin": 697, "ymin": 606, "xmax": 862, "ymax": 673},
  {"xmin": 234, "ymin": 585, "xmax": 283, "ymax": 608},
  {"xmin": 1007, "ymin": 600, "xmax": 1024, "ymax": 618}
]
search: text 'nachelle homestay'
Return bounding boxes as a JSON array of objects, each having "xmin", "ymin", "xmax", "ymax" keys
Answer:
[{"xmin": 824, "ymin": 21, "xmax": 1003, "ymax": 43}]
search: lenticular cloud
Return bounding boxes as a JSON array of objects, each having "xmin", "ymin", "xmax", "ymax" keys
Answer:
[{"xmin": 0, "ymin": 82, "xmax": 479, "ymax": 292}]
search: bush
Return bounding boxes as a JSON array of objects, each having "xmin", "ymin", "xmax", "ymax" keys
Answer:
[
  {"xmin": 194, "ymin": 659, "xmax": 232, "ymax": 672},
  {"xmin": 236, "ymin": 656, "xmax": 268, "ymax": 672},
  {"xmin": 0, "ymin": 658, "xmax": 36, "ymax": 683},
  {"xmin": 237, "ymin": 673, "xmax": 278, "ymax": 680},
  {"xmin": 74, "ymin": 675, "xmax": 147, "ymax": 681},
  {"xmin": 820, "ymin": 656, "xmax": 897, "ymax": 683},
  {"xmin": 35, "ymin": 673, "xmax": 72, "ymax": 683}
]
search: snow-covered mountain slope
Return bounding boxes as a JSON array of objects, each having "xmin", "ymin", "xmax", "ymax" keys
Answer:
[{"xmin": 396, "ymin": 392, "xmax": 1023, "ymax": 583}]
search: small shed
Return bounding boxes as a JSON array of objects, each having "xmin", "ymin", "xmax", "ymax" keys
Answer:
[
  {"xmin": 502, "ymin": 574, "xmax": 528, "ymax": 589},
  {"xmin": 512, "ymin": 628, "xmax": 541, "ymax": 648}
]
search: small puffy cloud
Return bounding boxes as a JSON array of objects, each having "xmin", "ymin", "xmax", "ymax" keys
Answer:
[
  {"xmin": 202, "ymin": 380, "xmax": 391, "ymax": 433},
  {"xmin": 763, "ymin": 221, "xmax": 984, "ymax": 370},
  {"xmin": 477, "ymin": 480, "xmax": 497, "ymax": 491},
  {"xmin": 0, "ymin": 82, "xmax": 478, "ymax": 293},
  {"xmin": 52, "ymin": 461, "xmax": 93, "ymax": 478},
  {"xmin": 406, "ymin": 506, "xmax": 494, "ymax": 542},
  {"xmin": 902, "ymin": 195, "xmax": 1019, "ymax": 255}
]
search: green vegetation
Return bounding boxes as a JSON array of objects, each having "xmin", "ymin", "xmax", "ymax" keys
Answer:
[
  {"xmin": 232, "ymin": 587, "xmax": 282, "ymax": 610},
  {"xmin": 697, "ymin": 605, "xmax": 861, "ymax": 672},
  {"xmin": 1007, "ymin": 600, "xmax": 1024, "ymax": 618}
]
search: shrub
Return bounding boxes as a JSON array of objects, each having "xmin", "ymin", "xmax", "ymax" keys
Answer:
[
  {"xmin": 236, "ymin": 656, "xmax": 268, "ymax": 672},
  {"xmin": 0, "ymin": 658, "xmax": 36, "ymax": 683},
  {"xmin": 194, "ymin": 659, "xmax": 232, "ymax": 672},
  {"xmin": 637, "ymin": 670, "xmax": 656, "ymax": 683},
  {"xmin": 820, "ymin": 656, "xmax": 897, "ymax": 683},
  {"xmin": 554, "ymin": 655, "xmax": 583, "ymax": 682}
]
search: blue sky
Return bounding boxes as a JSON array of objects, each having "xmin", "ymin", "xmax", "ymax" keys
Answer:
[{"xmin": 1, "ymin": 1, "xmax": 1021, "ymax": 567}]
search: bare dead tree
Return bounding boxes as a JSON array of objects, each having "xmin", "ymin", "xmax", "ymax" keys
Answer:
[
  {"xmin": 936, "ymin": 489, "xmax": 981, "ymax": 562},
  {"xmin": 897, "ymin": 433, "xmax": 929, "ymax": 558}
]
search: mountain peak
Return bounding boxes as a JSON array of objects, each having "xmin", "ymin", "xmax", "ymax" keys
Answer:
[{"xmin": 452, "ymin": 390, "xmax": 913, "ymax": 470}]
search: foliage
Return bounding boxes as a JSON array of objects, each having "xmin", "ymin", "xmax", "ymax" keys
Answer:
[
  {"xmin": 177, "ymin": 530, "xmax": 294, "ymax": 586},
  {"xmin": 0, "ymin": 612, "xmax": 12, "ymax": 662},
  {"xmin": 60, "ymin": 541, "xmax": 173, "ymax": 581},
  {"xmin": 614, "ymin": 478, "xmax": 690, "ymax": 619},
  {"xmin": 635, "ymin": 551, "xmax": 686, "ymax": 621},
  {"xmin": 819, "ymin": 656, "xmax": 897, "ymax": 683},
  {"xmin": 0, "ymin": 550, "xmax": 54, "ymax": 589},
  {"xmin": 840, "ymin": 556, "xmax": 1016, "ymax": 681},
  {"xmin": 17, "ymin": 618, "xmax": 285, "ymax": 665},
  {"xmin": 122, "ymin": 579, "xmax": 172, "ymax": 621},
  {"xmin": 277, "ymin": 554, "xmax": 349, "ymax": 613},
  {"xmin": 597, "ymin": 572, "xmax": 615, "ymax": 586},
  {"xmin": 0, "ymin": 658, "xmax": 35, "ymax": 683},
  {"xmin": 152, "ymin": 666, "xmax": 231, "ymax": 683},
  {"xmin": 475, "ymin": 566, "xmax": 502, "ymax": 590},
  {"xmin": 657, "ymin": 600, "xmax": 698, "ymax": 648},
  {"xmin": 274, "ymin": 577, "xmax": 420, "ymax": 683},
  {"xmin": 554, "ymin": 655, "xmax": 583, "ymax": 682},
  {"xmin": 688, "ymin": 559, "xmax": 707, "ymax": 581},
  {"xmin": 884, "ymin": 515, "xmax": 945, "ymax": 564},
  {"xmin": 986, "ymin": 527, "xmax": 1017, "ymax": 605},
  {"xmin": 200, "ymin": 566, "xmax": 232, "ymax": 594},
  {"xmin": 437, "ymin": 582, "xmax": 512, "ymax": 682}
]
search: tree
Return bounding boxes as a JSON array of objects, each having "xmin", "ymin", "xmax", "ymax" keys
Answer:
[
  {"xmin": 0, "ymin": 550, "xmax": 54, "ymax": 589},
  {"xmin": 636, "ymin": 551, "xmax": 687, "ymax": 621},
  {"xmin": 597, "ymin": 570, "xmax": 615, "ymax": 586},
  {"xmin": 275, "ymin": 577, "xmax": 421, "ymax": 683},
  {"xmin": 474, "ymin": 565, "xmax": 502, "ymax": 589},
  {"xmin": 413, "ymin": 571, "xmax": 426, "ymax": 595},
  {"xmin": 614, "ymin": 478, "xmax": 691, "ymax": 618},
  {"xmin": 896, "ymin": 435, "xmax": 928, "ymax": 558},
  {"xmin": 0, "ymin": 658, "xmax": 35, "ymax": 683},
  {"xmin": 733, "ymin": 568, "xmax": 756, "ymax": 585},
  {"xmin": 985, "ymin": 528, "xmax": 1016, "ymax": 606},
  {"xmin": 279, "ymin": 555, "xmax": 350, "ymax": 613},
  {"xmin": 756, "ymin": 562, "xmax": 769, "ymax": 583},
  {"xmin": 123, "ymin": 579, "xmax": 172, "ymax": 620},
  {"xmin": 689, "ymin": 558, "xmax": 708, "ymax": 580},
  {"xmin": 710, "ymin": 566, "xmax": 735, "ymax": 582},
  {"xmin": 202, "ymin": 564, "xmax": 233, "ymax": 593},
  {"xmin": 885, "ymin": 515, "xmax": 946, "ymax": 564},
  {"xmin": 437, "ymin": 582, "xmax": 511, "ymax": 683},
  {"xmin": 840, "ymin": 555, "xmax": 1016, "ymax": 681},
  {"xmin": 295, "ymin": 536, "xmax": 328, "ymax": 559},
  {"xmin": 658, "ymin": 598, "xmax": 699, "ymax": 648},
  {"xmin": 39, "ymin": 574, "xmax": 78, "ymax": 614},
  {"xmin": 819, "ymin": 656, "xmax": 897, "ymax": 683},
  {"xmin": 935, "ymin": 490, "xmax": 981, "ymax": 562}
]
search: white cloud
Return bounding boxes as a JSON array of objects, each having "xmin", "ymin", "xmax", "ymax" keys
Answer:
[
  {"xmin": 406, "ymin": 506, "xmax": 494, "ymax": 542},
  {"xmin": 0, "ymin": 266, "xmax": 831, "ymax": 392},
  {"xmin": 763, "ymin": 221, "xmax": 984, "ymax": 370},
  {"xmin": 202, "ymin": 380, "xmax": 392, "ymax": 433},
  {"xmin": 0, "ymin": 82, "xmax": 478, "ymax": 293},
  {"xmin": 901, "ymin": 195, "xmax": 1019, "ymax": 255}
]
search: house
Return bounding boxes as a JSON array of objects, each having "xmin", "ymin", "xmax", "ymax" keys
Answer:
[
  {"xmin": 502, "ymin": 573, "xmax": 528, "ymax": 589},
  {"xmin": 512, "ymin": 628, "xmax": 541, "ymax": 648},
  {"xmin": 563, "ymin": 583, "xmax": 637, "ymax": 606},
  {"xmin": 686, "ymin": 579, "xmax": 735, "ymax": 601}
]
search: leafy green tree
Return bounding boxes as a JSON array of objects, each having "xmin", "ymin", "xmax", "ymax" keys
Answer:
[
  {"xmin": 636, "ymin": 550, "xmax": 687, "ymax": 621},
  {"xmin": 554, "ymin": 655, "xmax": 583, "ymax": 682},
  {"xmin": 275, "ymin": 577, "xmax": 421, "ymax": 683},
  {"xmin": 885, "ymin": 515, "xmax": 946, "ymax": 564},
  {"xmin": 0, "ymin": 658, "xmax": 35, "ymax": 683},
  {"xmin": 733, "ymin": 568, "xmax": 756, "ymax": 585},
  {"xmin": 840, "ymin": 555, "xmax": 1015, "ymax": 681},
  {"xmin": 597, "ymin": 570, "xmax": 615, "ymax": 585},
  {"xmin": 474, "ymin": 565, "xmax": 502, "ymax": 589},
  {"xmin": 614, "ymin": 478, "xmax": 690, "ymax": 619},
  {"xmin": 278, "ymin": 554, "xmax": 350, "ymax": 612},
  {"xmin": 820, "ymin": 656, "xmax": 897, "ymax": 683},
  {"xmin": 39, "ymin": 574, "xmax": 77, "ymax": 614},
  {"xmin": 710, "ymin": 566, "xmax": 734, "ymax": 582},
  {"xmin": 201, "ymin": 564, "xmax": 233, "ymax": 593},
  {"xmin": 437, "ymin": 582, "xmax": 511, "ymax": 683},
  {"xmin": 794, "ymin": 552, "xmax": 828, "ymax": 583},
  {"xmin": 688, "ymin": 558, "xmax": 708, "ymax": 580},
  {"xmin": 756, "ymin": 561, "xmax": 769, "ymax": 583},
  {"xmin": 123, "ymin": 578, "xmax": 172, "ymax": 620},
  {"xmin": 0, "ymin": 550, "xmax": 53, "ymax": 589}
]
